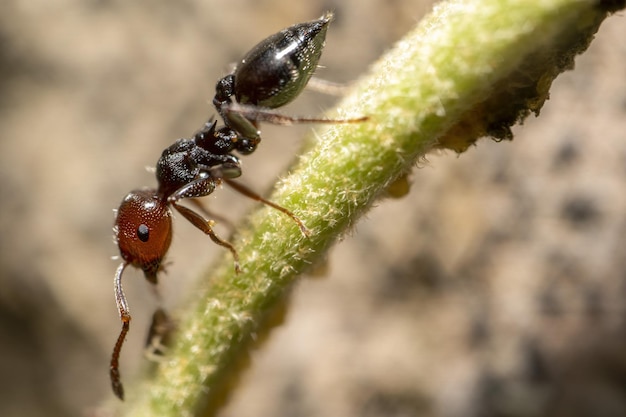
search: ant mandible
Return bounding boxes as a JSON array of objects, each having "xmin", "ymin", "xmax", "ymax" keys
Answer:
[{"xmin": 109, "ymin": 12, "xmax": 365, "ymax": 400}]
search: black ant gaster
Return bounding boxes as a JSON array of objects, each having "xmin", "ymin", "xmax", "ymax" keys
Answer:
[{"xmin": 109, "ymin": 12, "xmax": 365, "ymax": 400}]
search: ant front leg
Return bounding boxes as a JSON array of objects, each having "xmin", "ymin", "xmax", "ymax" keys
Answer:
[
  {"xmin": 173, "ymin": 203, "xmax": 241, "ymax": 273},
  {"xmin": 169, "ymin": 175, "xmax": 241, "ymax": 273}
]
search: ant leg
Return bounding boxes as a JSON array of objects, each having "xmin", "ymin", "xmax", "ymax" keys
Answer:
[
  {"xmin": 111, "ymin": 262, "xmax": 130, "ymax": 400},
  {"xmin": 305, "ymin": 77, "xmax": 351, "ymax": 96},
  {"xmin": 187, "ymin": 198, "xmax": 237, "ymax": 231},
  {"xmin": 223, "ymin": 107, "xmax": 261, "ymax": 140},
  {"xmin": 222, "ymin": 102, "xmax": 368, "ymax": 126},
  {"xmin": 223, "ymin": 178, "xmax": 310, "ymax": 237},
  {"xmin": 172, "ymin": 202, "xmax": 241, "ymax": 273},
  {"xmin": 144, "ymin": 308, "xmax": 176, "ymax": 360}
]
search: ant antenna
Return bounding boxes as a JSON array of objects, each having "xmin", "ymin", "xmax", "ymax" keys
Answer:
[{"xmin": 110, "ymin": 262, "xmax": 130, "ymax": 400}]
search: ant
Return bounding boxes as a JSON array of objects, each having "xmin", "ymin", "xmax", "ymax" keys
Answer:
[{"xmin": 109, "ymin": 12, "xmax": 366, "ymax": 400}]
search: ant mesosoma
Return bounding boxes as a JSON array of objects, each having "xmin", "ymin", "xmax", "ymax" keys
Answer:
[{"xmin": 109, "ymin": 12, "xmax": 365, "ymax": 400}]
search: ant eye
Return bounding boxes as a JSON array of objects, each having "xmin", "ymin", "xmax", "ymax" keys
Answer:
[{"xmin": 137, "ymin": 224, "xmax": 150, "ymax": 242}]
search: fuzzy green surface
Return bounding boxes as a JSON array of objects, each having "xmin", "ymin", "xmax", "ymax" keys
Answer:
[{"xmin": 115, "ymin": 0, "xmax": 619, "ymax": 416}]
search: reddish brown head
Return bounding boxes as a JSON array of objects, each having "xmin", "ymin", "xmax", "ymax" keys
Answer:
[{"xmin": 114, "ymin": 189, "xmax": 172, "ymax": 284}]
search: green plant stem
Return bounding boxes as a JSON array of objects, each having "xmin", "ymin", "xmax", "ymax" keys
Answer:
[{"xmin": 116, "ymin": 0, "xmax": 623, "ymax": 416}]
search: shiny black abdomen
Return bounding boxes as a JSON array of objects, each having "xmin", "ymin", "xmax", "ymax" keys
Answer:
[{"xmin": 234, "ymin": 17, "xmax": 330, "ymax": 108}]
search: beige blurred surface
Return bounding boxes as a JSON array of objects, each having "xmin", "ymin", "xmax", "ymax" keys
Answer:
[{"xmin": 0, "ymin": 1, "xmax": 625, "ymax": 416}]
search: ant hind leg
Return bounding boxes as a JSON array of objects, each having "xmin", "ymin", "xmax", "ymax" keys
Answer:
[
  {"xmin": 222, "ymin": 101, "xmax": 368, "ymax": 126},
  {"xmin": 305, "ymin": 77, "xmax": 352, "ymax": 96}
]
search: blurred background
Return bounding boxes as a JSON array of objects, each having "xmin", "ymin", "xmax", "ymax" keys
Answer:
[{"xmin": 1, "ymin": 1, "xmax": 625, "ymax": 416}]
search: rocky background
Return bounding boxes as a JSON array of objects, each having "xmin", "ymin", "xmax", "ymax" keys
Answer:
[{"xmin": 0, "ymin": 1, "xmax": 625, "ymax": 416}]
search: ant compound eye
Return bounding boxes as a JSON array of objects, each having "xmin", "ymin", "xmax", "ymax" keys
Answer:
[{"xmin": 137, "ymin": 224, "xmax": 150, "ymax": 242}]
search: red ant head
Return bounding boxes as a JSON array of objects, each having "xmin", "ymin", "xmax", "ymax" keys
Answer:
[{"xmin": 114, "ymin": 189, "xmax": 172, "ymax": 284}]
